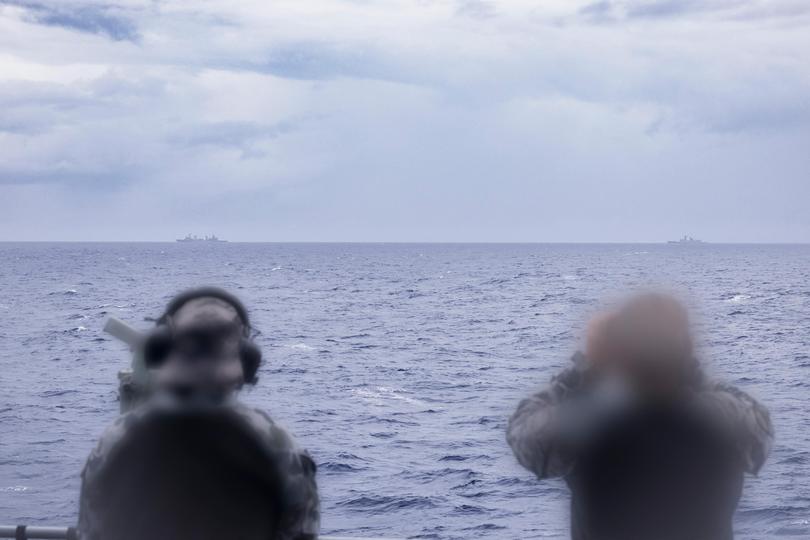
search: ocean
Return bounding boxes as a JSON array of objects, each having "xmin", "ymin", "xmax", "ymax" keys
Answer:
[{"xmin": 0, "ymin": 242, "xmax": 808, "ymax": 539}]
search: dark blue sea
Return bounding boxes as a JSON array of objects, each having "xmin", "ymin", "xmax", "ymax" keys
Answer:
[{"xmin": 1, "ymin": 243, "xmax": 808, "ymax": 539}]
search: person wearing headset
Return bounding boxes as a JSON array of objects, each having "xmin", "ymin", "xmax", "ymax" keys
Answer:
[{"xmin": 77, "ymin": 287, "xmax": 319, "ymax": 540}]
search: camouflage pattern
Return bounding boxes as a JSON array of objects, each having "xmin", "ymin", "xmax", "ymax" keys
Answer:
[
  {"xmin": 78, "ymin": 403, "xmax": 320, "ymax": 540},
  {"xmin": 506, "ymin": 359, "xmax": 586, "ymax": 479},
  {"xmin": 506, "ymin": 354, "xmax": 774, "ymax": 480},
  {"xmin": 694, "ymin": 381, "xmax": 774, "ymax": 475}
]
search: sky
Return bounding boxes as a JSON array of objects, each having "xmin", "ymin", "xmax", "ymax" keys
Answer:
[{"xmin": 0, "ymin": 0, "xmax": 808, "ymax": 242}]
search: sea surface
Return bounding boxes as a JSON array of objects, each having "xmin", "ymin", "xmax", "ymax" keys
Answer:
[{"xmin": 1, "ymin": 243, "xmax": 808, "ymax": 539}]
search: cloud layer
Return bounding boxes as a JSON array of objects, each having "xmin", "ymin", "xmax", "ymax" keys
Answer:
[{"xmin": 1, "ymin": 0, "xmax": 808, "ymax": 241}]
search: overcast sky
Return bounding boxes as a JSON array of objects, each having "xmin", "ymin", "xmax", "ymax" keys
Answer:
[{"xmin": 0, "ymin": 0, "xmax": 808, "ymax": 242}]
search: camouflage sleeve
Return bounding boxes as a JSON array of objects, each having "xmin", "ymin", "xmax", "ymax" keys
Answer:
[
  {"xmin": 699, "ymin": 382, "xmax": 774, "ymax": 475},
  {"xmin": 77, "ymin": 414, "xmax": 133, "ymax": 539},
  {"xmin": 77, "ymin": 457, "xmax": 101, "ymax": 540},
  {"xmin": 506, "ymin": 363, "xmax": 585, "ymax": 479},
  {"xmin": 244, "ymin": 408, "xmax": 320, "ymax": 540},
  {"xmin": 78, "ymin": 465, "xmax": 104, "ymax": 540},
  {"xmin": 274, "ymin": 448, "xmax": 320, "ymax": 540}
]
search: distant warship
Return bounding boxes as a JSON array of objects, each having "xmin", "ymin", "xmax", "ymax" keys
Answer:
[
  {"xmin": 176, "ymin": 234, "xmax": 227, "ymax": 243},
  {"xmin": 668, "ymin": 235, "xmax": 704, "ymax": 244}
]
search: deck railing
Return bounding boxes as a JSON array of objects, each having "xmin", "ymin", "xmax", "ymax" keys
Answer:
[{"xmin": 0, "ymin": 525, "xmax": 399, "ymax": 540}]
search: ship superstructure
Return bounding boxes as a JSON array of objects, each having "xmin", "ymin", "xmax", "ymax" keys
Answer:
[
  {"xmin": 176, "ymin": 234, "xmax": 227, "ymax": 242},
  {"xmin": 667, "ymin": 235, "xmax": 704, "ymax": 244}
]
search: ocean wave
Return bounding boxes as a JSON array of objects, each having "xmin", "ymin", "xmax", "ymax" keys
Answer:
[
  {"xmin": 439, "ymin": 455, "xmax": 469, "ymax": 462},
  {"xmin": 288, "ymin": 343, "xmax": 316, "ymax": 351},
  {"xmin": 49, "ymin": 289, "xmax": 78, "ymax": 296},
  {"xmin": 39, "ymin": 390, "xmax": 78, "ymax": 397},
  {"xmin": 351, "ymin": 387, "xmax": 426, "ymax": 407},
  {"xmin": 338, "ymin": 494, "xmax": 441, "ymax": 513},
  {"xmin": 319, "ymin": 461, "xmax": 367, "ymax": 473},
  {"xmin": 1, "ymin": 486, "xmax": 29, "ymax": 492}
]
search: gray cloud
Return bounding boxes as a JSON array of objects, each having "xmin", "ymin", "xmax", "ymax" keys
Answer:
[
  {"xmin": 0, "ymin": 167, "xmax": 124, "ymax": 185},
  {"xmin": 0, "ymin": 1, "xmax": 808, "ymax": 241},
  {"xmin": 627, "ymin": 0, "xmax": 743, "ymax": 19},
  {"xmin": 1, "ymin": 0, "xmax": 139, "ymax": 41},
  {"xmin": 172, "ymin": 121, "xmax": 293, "ymax": 148},
  {"xmin": 0, "ymin": 81, "xmax": 85, "ymax": 109},
  {"xmin": 251, "ymin": 42, "xmax": 398, "ymax": 82},
  {"xmin": 168, "ymin": 121, "xmax": 299, "ymax": 160},
  {"xmin": 579, "ymin": 1, "xmax": 613, "ymax": 20},
  {"xmin": 456, "ymin": 0, "xmax": 497, "ymax": 19},
  {"xmin": 578, "ymin": 0, "xmax": 809, "ymax": 22}
]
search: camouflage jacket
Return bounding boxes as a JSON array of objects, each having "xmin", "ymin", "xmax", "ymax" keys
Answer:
[
  {"xmin": 78, "ymin": 403, "xmax": 320, "ymax": 540},
  {"xmin": 506, "ymin": 354, "xmax": 774, "ymax": 480}
]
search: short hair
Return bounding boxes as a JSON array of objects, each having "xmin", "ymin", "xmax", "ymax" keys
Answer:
[{"xmin": 159, "ymin": 286, "xmax": 252, "ymax": 337}]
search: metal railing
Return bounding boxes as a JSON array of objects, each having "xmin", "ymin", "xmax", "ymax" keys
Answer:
[{"xmin": 0, "ymin": 526, "xmax": 399, "ymax": 540}]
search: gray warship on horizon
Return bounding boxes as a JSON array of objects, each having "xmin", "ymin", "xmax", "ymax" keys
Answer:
[
  {"xmin": 176, "ymin": 234, "xmax": 227, "ymax": 243},
  {"xmin": 668, "ymin": 235, "xmax": 705, "ymax": 244}
]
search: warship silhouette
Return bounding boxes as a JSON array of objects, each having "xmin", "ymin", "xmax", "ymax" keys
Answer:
[
  {"xmin": 667, "ymin": 235, "xmax": 705, "ymax": 244},
  {"xmin": 176, "ymin": 234, "xmax": 227, "ymax": 243}
]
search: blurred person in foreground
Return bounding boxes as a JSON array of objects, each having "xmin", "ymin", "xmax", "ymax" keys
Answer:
[
  {"xmin": 507, "ymin": 292, "xmax": 773, "ymax": 540},
  {"xmin": 78, "ymin": 287, "xmax": 319, "ymax": 540}
]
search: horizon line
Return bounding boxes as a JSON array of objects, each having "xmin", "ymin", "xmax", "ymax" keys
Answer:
[{"xmin": 0, "ymin": 240, "xmax": 808, "ymax": 245}]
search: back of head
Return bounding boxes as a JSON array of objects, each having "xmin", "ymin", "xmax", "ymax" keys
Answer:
[
  {"xmin": 143, "ymin": 287, "xmax": 263, "ymax": 405},
  {"xmin": 584, "ymin": 292, "xmax": 699, "ymax": 400},
  {"xmin": 613, "ymin": 292, "xmax": 693, "ymax": 365},
  {"xmin": 158, "ymin": 287, "xmax": 253, "ymax": 335}
]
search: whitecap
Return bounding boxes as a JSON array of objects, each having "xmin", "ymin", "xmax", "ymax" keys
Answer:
[
  {"xmin": 351, "ymin": 386, "xmax": 427, "ymax": 407},
  {"xmin": 289, "ymin": 343, "xmax": 315, "ymax": 351},
  {"xmin": 351, "ymin": 388, "xmax": 385, "ymax": 406},
  {"xmin": 1, "ymin": 486, "xmax": 28, "ymax": 492},
  {"xmin": 728, "ymin": 294, "xmax": 751, "ymax": 303}
]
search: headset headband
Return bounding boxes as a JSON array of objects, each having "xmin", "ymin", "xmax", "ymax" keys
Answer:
[{"xmin": 158, "ymin": 287, "xmax": 252, "ymax": 337}]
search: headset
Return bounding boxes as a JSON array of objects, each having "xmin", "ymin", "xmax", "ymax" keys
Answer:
[{"xmin": 143, "ymin": 287, "xmax": 262, "ymax": 385}]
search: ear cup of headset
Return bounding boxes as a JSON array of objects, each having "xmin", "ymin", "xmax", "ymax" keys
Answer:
[
  {"xmin": 240, "ymin": 339, "xmax": 262, "ymax": 385},
  {"xmin": 142, "ymin": 326, "xmax": 173, "ymax": 369}
]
